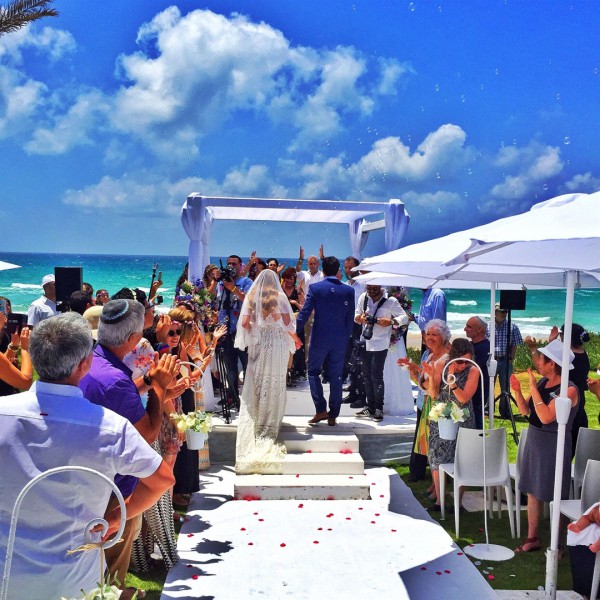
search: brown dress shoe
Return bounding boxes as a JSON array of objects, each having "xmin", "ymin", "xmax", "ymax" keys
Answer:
[
  {"xmin": 327, "ymin": 418, "xmax": 336, "ymax": 426},
  {"xmin": 308, "ymin": 411, "xmax": 329, "ymax": 425}
]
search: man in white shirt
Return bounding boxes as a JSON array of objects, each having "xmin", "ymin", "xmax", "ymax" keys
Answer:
[
  {"xmin": 27, "ymin": 273, "xmax": 58, "ymax": 326},
  {"xmin": 295, "ymin": 246, "xmax": 325, "ymax": 368},
  {"xmin": 0, "ymin": 312, "xmax": 173, "ymax": 600},
  {"xmin": 354, "ymin": 285, "xmax": 408, "ymax": 422}
]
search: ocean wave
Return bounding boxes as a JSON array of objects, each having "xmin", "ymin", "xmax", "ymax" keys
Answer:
[
  {"xmin": 11, "ymin": 283, "xmax": 41, "ymax": 289},
  {"xmin": 450, "ymin": 300, "xmax": 477, "ymax": 306},
  {"xmin": 513, "ymin": 316, "xmax": 551, "ymax": 322}
]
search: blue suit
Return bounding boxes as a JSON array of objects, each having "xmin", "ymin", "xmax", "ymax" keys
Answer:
[{"xmin": 296, "ymin": 276, "xmax": 355, "ymax": 418}]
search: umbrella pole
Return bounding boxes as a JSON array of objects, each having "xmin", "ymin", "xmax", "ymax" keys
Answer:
[{"xmin": 544, "ymin": 270, "xmax": 576, "ymax": 599}]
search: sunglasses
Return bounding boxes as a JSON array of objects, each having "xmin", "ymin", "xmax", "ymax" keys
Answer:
[
  {"xmin": 454, "ymin": 359, "xmax": 469, "ymax": 365},
  {"xmin": 167, "ymin": 329, "xmax": 182, "ymax": 336}
]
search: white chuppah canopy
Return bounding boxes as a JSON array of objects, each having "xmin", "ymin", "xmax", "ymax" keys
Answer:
[{"xmin": 181, "ymin": 195, "xmax": 409, "ymax": 281}]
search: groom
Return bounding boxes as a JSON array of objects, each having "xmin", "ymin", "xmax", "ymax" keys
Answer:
[{"xmin": 296, "ymin": 256, "xmax": 355, "ymax": 426}]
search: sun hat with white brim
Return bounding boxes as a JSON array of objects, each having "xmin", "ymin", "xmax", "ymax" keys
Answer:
[{"xmin": 538, "ymin": 339, "xmax": 574, "ymax": 370}]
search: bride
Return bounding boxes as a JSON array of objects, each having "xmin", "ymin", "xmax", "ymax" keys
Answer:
[{"xmin": 234, "ymin": 269, "xmax": 302, "ymax": 474}]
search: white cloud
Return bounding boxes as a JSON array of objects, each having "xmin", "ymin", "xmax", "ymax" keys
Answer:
[
  {"xmin": 490, "ymin": 142, "xmax": 563, "ymax": 200},
  {"xmin": 108, "ymin": 7, "xmax": 410, "ymax": 158},
  {"xmin": 25, "ymin": 90, "xmax": 108, "ymax": 154},
  {"xmin": 0, "ymin": 24, "xmax": 76, "ymax": 64},
  {"xmin": 355, "ymin": 124, "xmax": 468, "ymax": 184},
  {"xmin": 562, "ymin": 172, "xmax": 600, "ymax": 193},
  {"xmin": 222, "ymin": 164, "xmax": 287, "ymax": 197}
]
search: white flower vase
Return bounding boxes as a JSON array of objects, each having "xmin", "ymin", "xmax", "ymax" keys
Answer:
[
  {"xmin": 438, "ymin": 418, "xmax": 458, "ymax": 441},
  {"xmin": 185, "ymin": 429, "xmax": 206, "ymax": 450}
]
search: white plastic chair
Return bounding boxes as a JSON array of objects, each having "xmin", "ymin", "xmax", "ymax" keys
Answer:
[
  {"xmin": 508, "ymin": 427, "xmax": 528, "ymax": 538},
  {"xmin": 552, "ymin": 459, "xmax": 600, "ymax": 523},
  {"xmin": 440, "ymin": 427, "xmax": 515, "ymax": 539},
  {"xmin": 571, "ymin": 427, "xmax": 600, "ymax": 499},
  {"xmin": 0, "ymin": 466, "xmax": 126, "ymax": 600}
]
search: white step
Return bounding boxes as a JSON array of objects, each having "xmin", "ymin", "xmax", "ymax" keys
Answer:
[
  {"xmin": 234, "ymin": 473, "xmax": 370, "ymax": 500},
  {"xmin": 281, "ymin": 452, "xmax": 364, "ymax": 475},
  {"xmin": 281, "ymin": 432, "xmax": 359, "ymax": 454}
]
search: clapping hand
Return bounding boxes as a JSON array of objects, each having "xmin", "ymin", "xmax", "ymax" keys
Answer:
[
  {"xmin": 149, "ymin": 352, "xmax": 180, "ymax": 391},
  {"xmin": 510, "ymin": 373, "xmax": 521, "ymax": 393},
  {"xmin": 526, "ymin": 367, "xmax": 537, "ymax": 388},
  {"xmin": 524, "ymin": 336, "xmax": 538, "ymax": 351},
  {"xmin": 18, "ymin": 327, "xmax": 30, "ymax": 351},
  {"xmin": 212, "ymin": 324, "xmax": 227, "ymax": 340},
  {"xmin": 156, "ymin": 314, "xmax": 172, "ymax": 344}
]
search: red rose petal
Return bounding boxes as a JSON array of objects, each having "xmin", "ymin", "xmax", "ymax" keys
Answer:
[
  {"xmin": 391, "ymin": 529, "xmax": 397, "ymax": 532},
  {"xmin": 296, "ymin": 474, "xmax": 300, "ymax": 478},
  {"xmin": 358, "ymin": 507, "xmax": 363, "ymax": 510},
  {"xmin": 371, "ymin": 521, "xmax": 376, "ymax": 524},
  {"xmin": 420, "ymin": 566, "xmax": 427, "ymax": 570},
  {"xmin": 346, "ymin": 517, "xmax": 351, "ymax": 520},
  {"xmin": 349, "ymin": 476, "xmax": 353, "ymax": 479},
  {"xmin": 187, "ymin": 533, "xmax": 194, "ymax": 537},
  {"xmin": 327, "ymin": 496, "xmax": 335, "ymax": 500},
  {"xmin": 253, "ymin": 512, "xmax": 258, "ymax": 515},
  {"xmin": 313, "ymin": 540, "xmax": 319, "ymax": 544},
  {"xmin": 317, "ymin": 527, "xmax": 323, "ymax": 531},
  {"xmin": 39, "ymin": 412, "xmax": 48, "ymax": 416},
  {"xmin": 186, "ymin": 564, "xmax": 193, "ymax": 568},
  {"xmin": 248, "ymin": 542, "xmax": 254, "ymax": 546},
  {"xmin": 444, "ymin": 570, "xmax": 451, "ymax": 574},
  {"xmin": 240, "ymin": 527, "xmax": 246, "ymax": 531},
  {"xmin": 375, "ymin": 513, "xmax": 380, "ymax": 516},
  {"xmin": 280, "ymin": 543, "xmax": 286, "ymax": 547},
  {"xmin": 258, "ymin": 518, "xmax": 264, "ymax": 522},
  {"xmin": 457, "ymin": 552, "xmax": 464, "ymax": 556},
  {"xmin": 192, "ymin": 574, "xmax": 199, "ymax": 580},
  {"xmin": 298, "ymin": 504, "xmax": 304, "ymax": 508},
  {"xmin": 436, "ymin": 571, "xmax": 442, "ymax": 575},
  {"xmin": 306, "ymin": 450, "xmax": 312, "ymax": 453},
  {"xmin": 327, "ymin": 528, "xmax": 332, "ymax": 531},
  {"xmin": 380, "ymin": 494, "xmax": 384, "ymax": 498},
  {"xmin": 488, "ymin": 575, "xmax": 495, "ymax": 580}
]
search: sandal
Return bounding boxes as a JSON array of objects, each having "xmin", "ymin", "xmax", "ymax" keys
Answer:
[{"xmin": 515, "ymin": 537, "xmax": 541, "ymax": 553}]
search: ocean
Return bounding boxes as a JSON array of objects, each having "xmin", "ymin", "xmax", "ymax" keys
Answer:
[{"xmin": 0, "ymin": 252, "xmax": 598, "ymax": 337}]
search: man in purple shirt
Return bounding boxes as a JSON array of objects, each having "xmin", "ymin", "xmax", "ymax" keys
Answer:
[{"xmin": 79, "ymin": 299, "xmax": 179, "ymax": 596}]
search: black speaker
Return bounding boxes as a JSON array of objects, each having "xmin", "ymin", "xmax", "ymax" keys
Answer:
[
  {"xmin": 55, "ymin": 267, "xmax": 83, "ymax": 304},
  {"xmin": 499, "ymin": 290, "xmax": 526, "ymax": 311}
]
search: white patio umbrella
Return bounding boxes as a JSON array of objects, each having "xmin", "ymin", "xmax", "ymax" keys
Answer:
[
  {"xmin": 0, "ymin": 260, "xmax": 19, "ymax": 272},
  {"xmin": 444, "ymin": 191, "xmax": 600, "ymax": 599}
]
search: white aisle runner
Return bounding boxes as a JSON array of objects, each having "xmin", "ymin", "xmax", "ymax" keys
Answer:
[{"xmin": 160, "ymin": 467, "xmax": 497, "ymax": 600}]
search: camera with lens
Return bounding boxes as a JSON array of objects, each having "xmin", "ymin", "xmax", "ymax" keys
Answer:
[
  {"xmin": 362, "ymin": 314, "xmax": 378, "ymax": 340},
  {"xmin": 219, "ymin": 260, "xmax": 236, "ymax": 283}
]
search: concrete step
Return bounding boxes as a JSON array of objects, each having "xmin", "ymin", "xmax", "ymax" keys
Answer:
[
  {"xmin": 234, "ymin": 473, "xmax": 370, "ymax": 500},
  {"xmin": 281, "ymin": 452, "xmax": 364, "ymax": 475},
  {"xmin": 280, "ymin": 432, "xmax": 359, "ymax": 454}
]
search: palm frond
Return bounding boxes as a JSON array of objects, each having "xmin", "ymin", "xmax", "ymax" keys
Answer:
[{"xmin": 0, "ymin": 0, "xmax": 58, "ymax": 36}]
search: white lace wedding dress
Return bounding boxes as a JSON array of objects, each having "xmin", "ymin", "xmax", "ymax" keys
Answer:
[{"xmin": 234, "ymin": 272, "xmax": 296, "ymax": 474}]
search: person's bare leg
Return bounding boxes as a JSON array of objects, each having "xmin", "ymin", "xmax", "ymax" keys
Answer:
[
  {"xmin": 527, "ymin": 494, "xmax": 542, "ymax": 540},
  {"xmin": 431, "ymin": 469, "xmax": 440, "ymax": 505}
]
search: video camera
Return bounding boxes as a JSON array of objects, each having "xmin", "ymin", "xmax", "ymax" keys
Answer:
[
  {"xmin": 362, "ymin": 314, "xmax": 378, "ymax": 340},
  {"xmin": 219, "ymin": 260, "xmax": 236, "ymax": 283}
]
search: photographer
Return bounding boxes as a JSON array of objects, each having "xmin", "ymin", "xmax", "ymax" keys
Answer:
[
  {"xmin": 354, "ymin": 285, "xmax": 408, "ymax": 423},
  {"xmin": 215, "ymin": 255, "xmax": 253, "ymax": 399}
]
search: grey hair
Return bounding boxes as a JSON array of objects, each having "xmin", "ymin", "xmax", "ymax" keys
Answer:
[
  {"xmin": 97, "ymin": 300, "xmax": 144, "ymax": 348},
  {"xmin": 426, "ymin": 318, "xmax": 452, "ymax": 343},
  {"xmin": 30, "ymin": 312, "xmax": 94, "ymax": 382}
]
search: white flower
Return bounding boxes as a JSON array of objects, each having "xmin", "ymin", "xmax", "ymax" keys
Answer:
[{"xmin": 170, "ymin": 411, "xmax": 213, "ymax": 434}]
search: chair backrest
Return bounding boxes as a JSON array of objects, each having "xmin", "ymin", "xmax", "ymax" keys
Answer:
[
  {"xmin": 515, "ymin": 427, "xmax": 529, "ymax": 478},
  {"xmin": 454, "ymin": 427, "xmax": 509, "ymax": 486},
  {"xmin": 574, "ymin": 428, "xmax": 600, "ymax": 490},
  {"xmin": 581, "ymin": 459, "xmax": 600, "ymax": 512}
]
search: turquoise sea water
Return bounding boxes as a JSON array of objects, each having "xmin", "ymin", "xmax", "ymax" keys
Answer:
[{"xmin": 0, "ymin": 252, "xmax": 598, "ymax": 337}]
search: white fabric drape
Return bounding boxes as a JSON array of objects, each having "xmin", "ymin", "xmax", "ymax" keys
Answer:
[
  {"xmin": 349, "ymin": 218, "xmax": 368, "ymax": 259},
  {"xmin": 383, "ymin": 338, "xmax": 414, "ymax": 416},
  {"xmin": 181, "ymin": 197, "xmax": 213, "ymax": 282},
  {"xmin": 384, "ymin": 198, "xmax": 410, "ymax": 251}
]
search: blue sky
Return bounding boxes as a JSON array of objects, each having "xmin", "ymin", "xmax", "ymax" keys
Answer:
[{"xmin": 1, "ymin": 0, "xmax": 599, "ymax": 259}]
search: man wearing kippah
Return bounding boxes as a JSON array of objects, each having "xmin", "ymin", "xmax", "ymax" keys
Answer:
[{"xmin": 79, "ymin": 299, "xmax": 180, "ymax": 599}]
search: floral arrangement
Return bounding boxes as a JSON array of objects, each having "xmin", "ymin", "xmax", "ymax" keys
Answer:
[
  {"xmin": 388, "ymin": 287, "xmax": 412, "ymax": 347},
  {"xmin": 175, "ymin": 278, "xmax": 216, "ymax": 327},
  {"xmin": 429, "ymin": 400, "xmax": 470, "ymax": 423},
  {"xmin": 170, "ymin": 410, "xmax": 213, "ymax": 434},
  {"xmin": 61, "ymin": 576, "xmax": 132, "ymax": 599}
]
